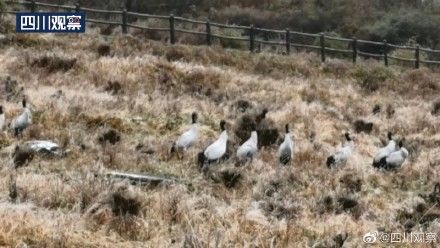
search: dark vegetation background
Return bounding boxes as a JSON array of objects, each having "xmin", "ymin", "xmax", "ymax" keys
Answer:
[
  {"xmin": 34, "ymin": 0, "xmax": 440, "ymax": 50},
  {"xmin": 2, "ymin": 0, "xmax": 440, "ymax": 56}
]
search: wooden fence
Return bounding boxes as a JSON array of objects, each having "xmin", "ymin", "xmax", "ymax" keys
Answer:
[{"xmin": 3, "ymin": 0, "xmax": 440, "ymax": 68}]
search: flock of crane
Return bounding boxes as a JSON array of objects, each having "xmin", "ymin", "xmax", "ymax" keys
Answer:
[
  {"xmin": 0, "ymin": 99, "xmax": 408, "ymax": 171},
  {"xmin": 170, "ymin": 111, "xmax": 409, "ymax": 171}
]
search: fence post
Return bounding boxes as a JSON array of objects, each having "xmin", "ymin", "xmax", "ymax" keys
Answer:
[
  {"xmin": 383, "ymin": 40, "xmax": 388, "ymax": 67},
  {"xmin": 352, "ymin": 38, "xmax": 357, "ymax": 63},
  {"xmin": 122, "ymin": 9, "xmax": 128, "ymax": 34},
  {"xmin": 415, "ymin": 45, "xmax": 420, "ymax": 69},
  {"xmin": 320, "ymin": 33, "xmax": 325, "ymax": 62},
  {"xmin": 285, "ymin": 29, "xmax": 291, "ymax": 55},
  {"xmin": 206, "ymin": 21, "xmax": 211, "ymax": 46},
  {"xmin": 249, "ymin": 25, "xmax": 255, "ymax": 52},
  {"xmin": 30, "ymin": 0, "xmax": 36, "ymax": 12},
  {"xmin": 169, "ymin": 15, "xmax": 175, "ymax": 45},
  {"xmin": 75, "ymin": 2, "xmax": 80, "ymax": 12}
]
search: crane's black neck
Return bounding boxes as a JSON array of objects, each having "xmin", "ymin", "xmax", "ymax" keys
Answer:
[{"xmin": 192, "ymin": 112, "xmax": 197, "ymax": 124}]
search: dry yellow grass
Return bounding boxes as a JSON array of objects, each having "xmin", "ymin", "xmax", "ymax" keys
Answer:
[{"xmin": 0, "ymin": 20, "xmax": 439, "ymax": 247}]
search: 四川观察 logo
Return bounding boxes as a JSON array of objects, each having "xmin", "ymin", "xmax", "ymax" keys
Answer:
[{"xmin": 16, "ymin": 12, "xmax": 86, "ymax": 33}]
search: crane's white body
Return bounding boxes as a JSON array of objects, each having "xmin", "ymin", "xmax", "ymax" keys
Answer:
[
  {"xmin": 204, "ymin": 131, "xmax": 228, "ymax": 161},
  {"xmin": 373, "ymin": 140, "xmax": 397, "ymax": 163},
  {"xmin": 384, "ymin": 147, "xmax": 409, "ymax": 170},
  {"xmin": 175, "ymin": 123, "xmax": 198, "ymax": 150},
  {"xmin": 0, "ymin": 113, "xmax": 5, "ymax": 130},
  {"xmin": 237, "ymin": 131, "xmax": 258, "ymax": 161},
  {"xmin": 11, "ymin": 107, "xmax": 32, "ymax": 134}
]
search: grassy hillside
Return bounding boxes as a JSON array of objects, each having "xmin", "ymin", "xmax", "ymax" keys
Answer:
[{"xmin": 0, "ymin": 22, "xmax": 439, "ymax": 247}]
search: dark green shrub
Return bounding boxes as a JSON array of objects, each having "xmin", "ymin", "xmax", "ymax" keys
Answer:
[
  {"xmin": 0, "ymin": 0, "xmax": 6, "ymax": 28},
  {"xmin": 0, "ymin": 0, "xmax": 5, "ymax": 12},
  {"xmin": 32, "ymin": 0, "xmax": 440, "ymax": 56},
  {"xmin": 360, "ymin": 9, "xmax": 440, "ymax": 54}
]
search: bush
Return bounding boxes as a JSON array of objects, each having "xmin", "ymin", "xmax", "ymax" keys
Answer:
[
  {"xmin": 313, "ymin": 32, "xmax": 352, "ymax": 60},
  {"xmin": 179, "ymin": 67, "xmax": 223, "ymax": 96},
  {"xmin": 211, "ymin": 6, "xmax": 270, "ymax": 27},
  {"xmin": 0, "ymin": 0, "xmax": 4, "ymax": 13},
  {"xmin": 8, "ymin": 34, "xmax": 46, "ymax": 47},
  {"xmin": 402, "ymin": 68, "xmax": 439, "ymax": 94},
  {"xmin": 218, "ymin": 28, "xmax": 247, "ymax": 49},
  {"xmin": 176, "ymin": 22, "xmax": 207, "ymax": 45},
  {"xmin": 208, "ymin": 2, "xmax": 440, "ymax": 56},
  {"xmin": 131, "ymin": 18, "xmax": 169, "ymax": 41},
  {"xmin": 99, "ymin": 25, "xmax": 116, "ymax": 36},
  {"xmin": 31, "ymin": 55, "xmax": 77, "ymax": 73},
  {"xmin": 432, "ymin": 100, "xmax": 440, "ymax": 116},
  {"xmin": 389, "ymin": 38, "xmax": 427, "ymax": 67},
  {"xmin": 352, "ymin": 65, "xmax": 395, "ymax": 92},
  {"xmin": 98, "ymin": 129, "xmax": 121, "ymax": 145},
  {"xmin": 97, "ymin": 43, "xmax": 111, "ymax": 56},
  {"xmin": 314, "ymin": 32, "xmax": 348, "ymax": 50},
  {"xmin": 360, "ymin": 9, "xmax": 440, "ymax": 54},
  {"xmin": 322, "ymin": 59, "xmax": 351, "ymax": 78},
  {"xmin": 165, "ymin": 45, "xmax": 190, "ymax": 61}
]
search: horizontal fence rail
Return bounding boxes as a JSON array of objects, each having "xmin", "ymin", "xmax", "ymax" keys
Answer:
[{"xmin": 2, "ymin": 0, "xmax": 440, "ymax": 69}]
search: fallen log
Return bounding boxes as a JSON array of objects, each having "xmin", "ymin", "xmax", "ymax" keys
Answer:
[{"xmin": 105, "ymin": 171, "xmax": 175, "ymax": 186}]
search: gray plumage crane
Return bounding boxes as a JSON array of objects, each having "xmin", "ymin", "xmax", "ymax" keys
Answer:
[
  {"xmin": 10, "ymin": 99, "xmax": 32, "ymax": 137},
  {"xmin": 278, "ymin": 124, "xmax": 294, "ymax": 165}
]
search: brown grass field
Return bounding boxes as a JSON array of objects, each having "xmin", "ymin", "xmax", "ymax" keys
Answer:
[{"xmin": 0, "ymin": 19, "xmax": 440, "ymax": 247}]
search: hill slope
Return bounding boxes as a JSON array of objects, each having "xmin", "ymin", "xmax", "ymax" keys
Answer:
[{"xmin": 0, "ymin": 28, "xmax": 439, "ymax": 247}]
